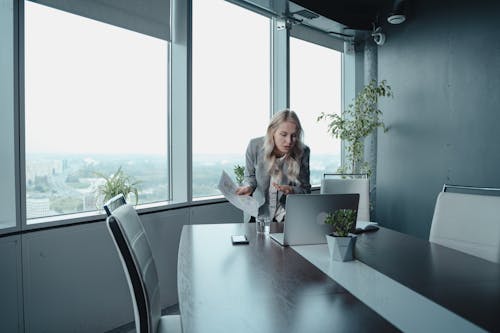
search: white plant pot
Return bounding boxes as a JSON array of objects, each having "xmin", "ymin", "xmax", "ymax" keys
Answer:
[{"xmin": 326, "ymin": 234, "xmax": 356, "ymax": 262}]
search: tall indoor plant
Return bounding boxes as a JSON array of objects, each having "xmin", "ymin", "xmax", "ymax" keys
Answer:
[{"xmin": 317, "ymin": 79, "xmax": 393, "ymax": 176}]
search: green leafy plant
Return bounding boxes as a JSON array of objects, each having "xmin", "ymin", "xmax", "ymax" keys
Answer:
[
  {"xmin": 317, "ymin": 79, "xmax": 393, "ymax": 176},
  {"xmin": 234, "ymin": 164, "xmax": 245, "ymax": 186},
  {"xmin": 324, "ymin": 209, "xmax": 357, "ymax": 237},
  {"xmin": 95, "ymin": 166, "xmax": 140, "ymax": 206}
]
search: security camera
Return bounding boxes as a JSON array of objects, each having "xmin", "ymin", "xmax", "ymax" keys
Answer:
[
  {"xmin": 372, "ymin": 31, "xmax": 386, "ymax": 45},
  {"xmin": 371, "ymin": 26, "xmax": 386, "ymax": 46}
]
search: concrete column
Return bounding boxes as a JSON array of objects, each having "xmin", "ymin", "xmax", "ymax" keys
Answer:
[{"xmin": 363, "ymin": 41, "xmax": 378, "ymax": 219}]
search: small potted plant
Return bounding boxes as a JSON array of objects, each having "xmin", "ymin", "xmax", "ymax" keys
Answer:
[
  {"xmin": 95, "ymin": 166, "xmax": 140, "ymax": 208},
  {"xmin": 233, "ymin": 164, "xmax": 245, "ymax": 186},
  {"xmin": 324, "ymin": 209, "xmax": 357, "ymax": 261}
]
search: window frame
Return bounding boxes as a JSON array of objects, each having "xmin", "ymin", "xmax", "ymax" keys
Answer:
[
  {"xmin": 288, "ymin": 23, "xmax": 348, "ymax": 188},
  {"xmin": 6, "ymin": 0, "xmax": 352, "ymax": 232},
  {"xmin": 19, "ymin": 0, "xmax": 174, "ymax": 230},
  {"xmin": 0, "ymin": 0, "xmax": 21, "ymax": 236}
]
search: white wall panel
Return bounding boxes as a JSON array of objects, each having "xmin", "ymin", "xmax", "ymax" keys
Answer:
[
  {"xmin": 0, "ymin": 236, "xmax": 23, "ymax": 333},
  {"xmin": 20, "ymin": 202, "xmax": 240, "ymax": 332},
  {"xmin": 141, "ymin": 208, "xmax": 189, "ymax": 308},
  {"xmin": 190, "ymin": 202, "xmax": 242, "ymax": 224},
  {"xmin": 22, "ymin": 223, "xmax": 133, "ymax": 332}
]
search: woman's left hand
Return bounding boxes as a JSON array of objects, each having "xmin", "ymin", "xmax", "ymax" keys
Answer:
[{"xmin": 272, "ymin": 183, "xmax": 294, "ymax": 195}]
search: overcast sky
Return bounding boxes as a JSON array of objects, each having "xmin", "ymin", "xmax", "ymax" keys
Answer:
[{"xmin": 25, "ymin": 0, "xmax": 340, "ymax": 157}]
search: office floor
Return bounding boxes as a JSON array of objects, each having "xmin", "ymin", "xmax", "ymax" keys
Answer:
[{"xmin": 106, "ymin": 304, "xmax": 180, "ymax": 333}]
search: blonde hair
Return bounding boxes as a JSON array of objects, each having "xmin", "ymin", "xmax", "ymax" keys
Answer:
[{"xmin": 263, "ymin": 110, "xmax": 304, "ymax": 183}]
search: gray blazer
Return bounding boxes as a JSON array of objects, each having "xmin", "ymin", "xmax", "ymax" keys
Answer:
[{"xmin": 243, "ymin": 137, "xmax": 311, "ymax": 220}]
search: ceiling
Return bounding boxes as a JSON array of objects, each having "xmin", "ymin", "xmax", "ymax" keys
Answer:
[{"xmin": 292, "ymin": 0, "xmax": 396, "ymax": 31}]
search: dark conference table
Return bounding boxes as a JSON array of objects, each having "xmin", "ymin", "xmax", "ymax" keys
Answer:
[{"xmin": 177, "ymin": 223, "xmax": 500, "ymax": 333}]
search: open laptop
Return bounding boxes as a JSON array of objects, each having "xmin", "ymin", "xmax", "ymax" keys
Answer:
[{"xmin": 270, "ymin": 193, "xmax": 359, "ymax": 246}]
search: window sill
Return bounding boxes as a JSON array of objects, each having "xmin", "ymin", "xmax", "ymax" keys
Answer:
[
  {"xmin": 23, "ymin": 196, "xmax": 231, "ymax": 231},
  {"xmin": 23, "ymin": 188, "xmax": 320, "ymax": 232}
]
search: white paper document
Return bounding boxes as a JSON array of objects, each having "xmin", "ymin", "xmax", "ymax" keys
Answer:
[{"xmin": 218, "ymin": 171, "xmax": 259, "ymax": 217}]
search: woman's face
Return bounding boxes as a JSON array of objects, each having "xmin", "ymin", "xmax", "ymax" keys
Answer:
[{"xmin": 273, "ymin": 120, "xmax": 298, "ymax": 156}]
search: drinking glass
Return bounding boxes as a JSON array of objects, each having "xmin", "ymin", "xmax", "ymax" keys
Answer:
[{"xmin": 256, "ymin": 215, "xmax": 271, "ymax": 234}]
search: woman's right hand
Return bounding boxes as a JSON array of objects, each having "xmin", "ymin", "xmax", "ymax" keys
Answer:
[{"xmin": 235, "ymin": 186, "xmax": 253, "ymax": 196}]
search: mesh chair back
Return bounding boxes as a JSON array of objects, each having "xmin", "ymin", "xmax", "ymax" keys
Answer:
[
  {"xmin": 430, "ymin": 191, "xmax": 500, "ymax": 263},
  {"xmin": 103, "ymin": 194, "xmax": 127, "ymax": 216},
  {"xmin": 107, "ymin": 204, "xmax": 162, "ymax": 333},
  {"xmin": 321, "ymin": 178, "xmax": 370, "ymax": 221}
]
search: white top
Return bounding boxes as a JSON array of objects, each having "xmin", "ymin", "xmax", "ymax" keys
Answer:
[{"xmin": 268, "ymin": 156, "xmax": 286, "ymax": 222}]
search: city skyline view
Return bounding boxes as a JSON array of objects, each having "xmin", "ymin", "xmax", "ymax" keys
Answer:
[{"xmin": 26, "ymin": 152, "xmax": 340, "ymax": 220}]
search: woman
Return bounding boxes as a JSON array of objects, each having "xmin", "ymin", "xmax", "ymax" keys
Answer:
[{"xmin": 236, "ymin": 109, "xmax": 311, "ymax": 222}]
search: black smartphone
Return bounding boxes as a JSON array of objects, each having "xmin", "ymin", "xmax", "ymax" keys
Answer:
[{"xmin": 231, "ymin": 235, "xmax": 249, "ymax": 245}]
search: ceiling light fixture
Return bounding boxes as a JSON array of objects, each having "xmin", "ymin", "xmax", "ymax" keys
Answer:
[{"xmin": 387, "ymin": 0, "xmax": 407, "ymax": 24}]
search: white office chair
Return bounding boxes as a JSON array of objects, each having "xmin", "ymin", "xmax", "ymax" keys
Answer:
[
  {"xmin": 320, "ymin": 175, "xmax": 370, "ymax": 222},
  {"xmin": 429, "ymin": 184, "xmax": 500, "ymax": 263},
  {"xmin": 104, "ymin": 194, "xmax": 182, "ymax": 333}
]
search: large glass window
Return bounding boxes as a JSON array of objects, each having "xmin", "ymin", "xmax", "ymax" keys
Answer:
[
  {"xmin": 192, "ymin": 0, "xmax": 271, "ymax": 198},
  {"xmin": 24, "ymin": 2, "xmax": 168, "ymax": 221},
  {"xmin": 290, "ymin": 37, "xmax": 342, "ymax": 185}
]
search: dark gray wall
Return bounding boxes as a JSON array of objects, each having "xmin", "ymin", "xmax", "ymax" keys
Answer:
[{"xmin": 375, "ymin": 0, "xmax": 500, "ymax": 238}]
